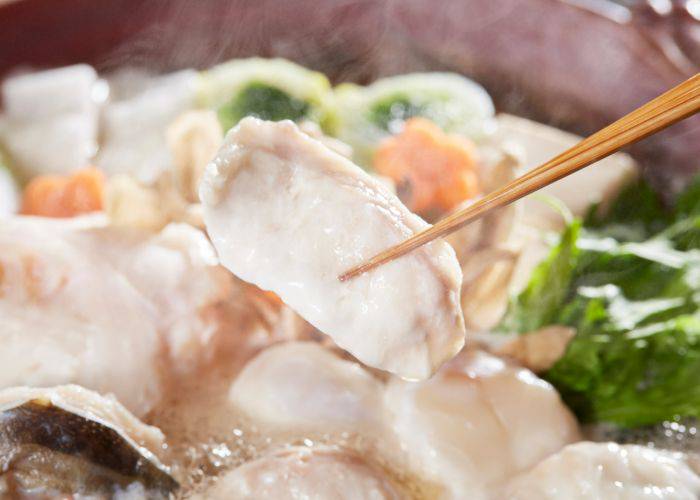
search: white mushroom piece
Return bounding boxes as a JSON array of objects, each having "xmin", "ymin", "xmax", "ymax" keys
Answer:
[
  {"xmin": 200, "ymin": 117, "xmax": 465, "ymax": 380},
  {"xmin": 229, "ymin": 341, "xmax": 385, "ymax": 437},
  {"xmin": 0, "ymin": 216, "xmax": 231, "ymax": 416},
  {"xmin": 384, "ymin": 350, "xmax": 580, "ymax": 499},
  {"xmin": 195, "ymin": 446, "xmax": 404, "ymax": 500},
  {"xmin": 499, "ymin": 442, "xmax": 700, "ymax": 500},
  {"xmin": 0, "ymin": 385, "xmax": 177, "ymax": 498},
  {"xmin": 445, "ymin": 148, "xmax": 520, "ymax": 331}
]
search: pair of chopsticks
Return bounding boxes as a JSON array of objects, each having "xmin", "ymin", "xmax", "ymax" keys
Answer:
[{"xmin": 339, "ymin": 73, "xmax": 700, "ymax": 282}]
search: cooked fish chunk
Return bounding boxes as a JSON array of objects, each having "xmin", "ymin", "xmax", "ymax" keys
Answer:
[
  {"xmin": 229, "ymin": 341, "xmax": 384, "ymax": 435},
  {"xmin": 0, "ymin": 216, "xmax": 231, "ymax": 415},
  {"xmin": 0, "ymin": 385, "xmax": 177, "ymax": 498},
  {"xmin": 97, "ymin": 70, "xmax": 198, "ymax": 184},
  {"xmin": 500, "ymin": 442, "xmax": 700, "ymax": 500},
  {"xmin": 197, "ymin": 446, "xmax": 403, "ymax": 500},
  {"xmin": 201, "ymin": 117, "xmax": 465, "ymax": 379},
  {"xmin": 73, "ymin": 222, "xmax": 233, "ymax": 369},
  {"xmin": 0, "ymin": 65, "xmax": 104, "ymax": 176},
  {"xmin": 2, "ymin": 65, "xmax": 99, "ymax": 118},
  {"xmin": 0, "ymin": 216, "xmax": 162, "ymax": 416},
  {"xmin": 384, "ymin": 350, "xmax": 580, "ymax": 499}
]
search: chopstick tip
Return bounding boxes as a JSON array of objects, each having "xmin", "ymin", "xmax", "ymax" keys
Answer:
[{"xmin": 338, "ymin": 266, "xmax": 361, "ymax": 282}]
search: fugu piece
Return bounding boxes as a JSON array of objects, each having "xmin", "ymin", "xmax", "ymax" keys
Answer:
[
  {"xmin": 500, "ymin": 442, "xmax": 700, "ymax": 500},
  {"xmin": 0, "ymin": 216, "xmax": 162, "ymax": 416},
  {"xmin": 0, "ymin": 65, "xmax": 104, "ymax": 177},
  {"xmin": 73, "ymin": 222, "xmax": 233, "ymax": 369},
  {"xmin": 201, "ymin": 118, "xmax": 465, "ymax": 380},
  {"xmin": 97, "ymin": 70, "xmax": 197, "ymax": 184},
  {"xmin": 385, "ymin": 350, "xmax": 580, "ymax": 499},
  {"xmin": 0, "ymin": 216, "xmax": 230, "ymax": 415},
  {"xmin": 229, "ymin": 341, "xmax": 384, "ymax": 435},
  {"xmin": 197, "ymin": 446, "xmax": 403, "ymax": 500},
  {"xmin": 0, "ymin": 385, "xmax": 178, "ymax": 498}
]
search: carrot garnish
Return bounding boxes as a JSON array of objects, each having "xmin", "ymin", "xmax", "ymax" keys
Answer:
[
  {"xmin": 373, "ymin": 117, "xmax": 480, "ymax": 217},
  {"xmin": 21, "ymin": 167, "xmax": 105, "ymax": 218}
]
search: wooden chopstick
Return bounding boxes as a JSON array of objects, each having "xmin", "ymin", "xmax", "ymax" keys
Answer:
[{"xmin": 339, "ymin": 73, "xmax": 700, "ymax": 282}]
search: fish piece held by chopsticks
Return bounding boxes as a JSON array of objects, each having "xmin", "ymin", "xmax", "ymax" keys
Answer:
[{"xmin": 200, "ymin": 118, "xmax": 465, "ymax": 379}]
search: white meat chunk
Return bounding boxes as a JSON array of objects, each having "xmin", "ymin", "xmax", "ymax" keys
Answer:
[
  {"xmin": 197, "ymin": 446, "xmax": 404, "ymax": 500},
  {"xmin": 500, "ymin": 442, "xmax": 700, "ymax": 500},
  {"xmin": 0, "ymin": 65, "xmax": 104, "ymax": 176},
  {"xmin": 97, "ymin": 70, "xmax": 197, "ymax": 184},
  {"xmin": 0, "ymin": 216, "xmax": 162, "ymax": 416},
  {"xmin": 72, "ymin": 222, "xmax": 233, "ymax": 369},
  {"xmin": 384, "ymin": 350, "xmax": 580, "ymax": 499},
  {"xmin": 201, "ymin": 118, "xmax": 465, "ymax": 380},
  {"xmin": 0, "ymin": 216, "xmax": 231, "ymax": 415},
  {"xmin": 229, "ymin": 341, "xmax": 384, "ymax": 436}
]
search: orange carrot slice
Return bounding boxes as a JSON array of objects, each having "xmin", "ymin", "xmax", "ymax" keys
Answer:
[
  {"xmin": 21, "ymin": 167, "xmax": 105, "ymax": 218},
  {"xmin": 373, "ymin": 117, "xmax": 480, "ymax": 217}
]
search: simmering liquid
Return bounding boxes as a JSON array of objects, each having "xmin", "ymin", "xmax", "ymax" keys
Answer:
[{"xmin": 146, "ymin": 297, "xmax": 439, "ymax": 498}]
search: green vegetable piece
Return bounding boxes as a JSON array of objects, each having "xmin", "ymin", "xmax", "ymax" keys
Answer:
[
  {"xmin": 584, "ymin": 178, "xmax": 670, "ymax": 242},
  {"xmin": 198, "ymin": 58, "xmax": 333, "ymax": 133},
  {"xmin": 500, "ymin": 220, "xmax": 581, "ymax": 333},
  {"xmin": 332, "ymin": 72, "xmax": 494, "ymax": 168},
  {"xmin": 547, "ymin": 311, "xmax": 700, "ymax": 427},
  {"xmin": 664, "ymin": 216, "xmax": 700, "ymax": 251},
  {"xmin": 501, "ymin": 174, "xmax": 700, "ymax": 428},
  {"xmin": 368, "ymin": 95, "xmax": 428, "ymax": 134},
  {"xmin": 218, "ymin": 82, "xmax": 310, "ymax": 132},
  {"xmin": 675, "ymin": 175, "xmax": 700, "ymax": 220}
]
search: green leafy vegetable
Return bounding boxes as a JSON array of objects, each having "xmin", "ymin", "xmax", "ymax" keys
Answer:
[
  {"xmin": 500, "ymin": 221, "xmax": 581, "ymax": 333},
  {"xmin": 675, "ymin": 175, "xmax": 700, "ymax": 219},
  {"xmin": 217, "ymin": 82, "xmax": 310, "ymax": 132},
  {"xmin": 584, "ymin": 178, "xmax": 671, "ymax": 242},
  {"xmin": 501, "ymin": 176, "xmax": 700, "ymax": 427}
]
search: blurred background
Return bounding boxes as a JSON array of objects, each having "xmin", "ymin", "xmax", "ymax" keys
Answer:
[{"xmin": 0, "ymin": 0, "xmax": 698, "ymax": 191}]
